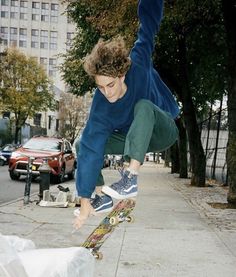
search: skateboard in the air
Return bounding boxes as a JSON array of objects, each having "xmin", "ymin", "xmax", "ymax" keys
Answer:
[{"xmin": 81, "ymin": 198, "xmax": 136, "ymax": 259}]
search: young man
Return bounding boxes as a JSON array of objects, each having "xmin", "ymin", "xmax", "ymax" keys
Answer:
[{"xmin": 74, "ymin": 0, "xmax": 179, "ymax": 229}]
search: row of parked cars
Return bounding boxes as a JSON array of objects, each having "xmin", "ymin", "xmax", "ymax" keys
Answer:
[
  {"xmin": 0, "ymin": 144, "xmax": 17, "ymax": 166},
  {"xmin": 1, "ymin": 136, "xmax": 129, "ymax": 184},
  {"xmin": 1, "ymin": 136, "xmax": 76, "ymax": 184}
]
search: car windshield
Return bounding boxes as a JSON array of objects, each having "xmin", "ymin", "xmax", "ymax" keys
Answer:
[
  {"xmin": 3, "ymin": 145, "xmax": 14, "ymax": 151},
  {"xmin": 23, "ymin": 139, "xmax": 61, "ymax": 152}
]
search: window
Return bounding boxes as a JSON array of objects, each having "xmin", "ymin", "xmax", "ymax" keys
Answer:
[
  {"xmin": 19, "ymin": 28, "xmax": 27, "ymax": 48},
  {"xmin": 50, "ymin": 3, "xmax": 58, "ymax": 18},
  {"xmin": 10, "ymin": 11, "xmax": 18, "ymax": 19},
  {"xmin": 19, "ymin": 40, "xmax": 27, "ymax": 47},
  {"xmin": 66, "ymin": 32, "xmax": 74, "ymax": 49},
  {"xmin": 0, "ymin": 27, "xmax": 8, "ymax": 43},
  {"xmin": 10, "ymin": 0, "xmax": 18, "ymax": 6},
  {"xmin": 67, "ymin": 16, "xmax": 73, "ymax": 24},
  {"xmin": 49, "ymin": 58, "xmax": 56, "ymax": 66},
  {"xmin": 1, "ymin": 11, "xmax": 8, "ymax": 18},
  {"xmin": 65, "ymin": 141, "xmax": 71, "ymax": 152},
  {"xmin": 50, "ymin": 15, "xmax": 58, "ymax": 23},
  {"xmin": 10, "ymin": 27, "xmax": 17, "ymax": 35},
  {"xmin": 55, "ymin": 119, "xmax": 59, "ymax": 131},
  {"xmin": 50, "ymin": 31, "xmax": 57, "ymax": 38},
  {"xmin": 32, "ymin": 14, "xmax": 39, "ymax": 21},
  {"xmin": 1, "ymin": 27, "xmax": 8, "ymax": 33},
  {"xmin": 41, "ymin": 14, "xmax": 49, "ymax": 21},
  {"xmin": 49, "ymin": 70, "xmax": 56, "ymax": 77},
  {"xmin": 49, "ymin": 31, "xmax": 57, "ymax": 49},
  {"xmin": 40, "ymin": 30, "xmax": 48, "ymax": 44},
  {"xmin": 50, "ymin": 43, "xmax": 57, "ymax": 50},
  {"xmin": 55, "ymin": 101, "xmax": 59, "ymax": 111},
  {"xmin": 40, "ymin": 57, "xmax": 47, "ymax": 69},
  {"xmin": 48, "ymin": 115, "xmax": 51, "ymax": 129},
  {"xmin": 20, "ymin": 1, "xmax": 28, "ymax": 8},
  {"xmin": 9, "ymin": 40, "xmax": 17, "ymax": 46},
  {"xmin": 40, "ymin": 30, "xmax": 48, "ymax": 38},
  {"xmin": 31, "ymin": 41, "xmax": 38, "ymax": 48},
  {"xmin": 32, "ymin": 1, "xmax": 40, "ymax": 9},
  {"xmin": 1, "ymin": 0, "xmax": 9, "ymax": 6},
  {"xmin": 49, "ymin": 58, "xmax": 56, "ymax": 75},
  {"xmin": 40, "ymin": 42, "xmax": 48, "ymax": 49},
  {"xmin": 40, "ymin": 57, "xmax": 47, "ymax": 64},
  {"xmin": 31, "ymin": 29, "xmax": 39, "ymax": 36},
  {"xmin": 67, "ymin": 32, "xmax": 74, "ymax": 40},
  {"xmin": 31, "ymin": 29, "xmax": 39, "ymax": 46},
  {"xmin": 51, "ymin": 3, "xmax": 58, "ymax": 11},
  {"xmin": 20, "ymin": 13, "xmax": 27, "ymax": 20},
  {"xmin": 34, "ymin": 113, "xmax": 42, "ymax": 126},
  {"xmin": 9, "ymin": 30, "xmax": 16, "ymax": 44},
  {"xmin": 19, "ymin": 28, "xmax": 27, "ymax": 36},
  {"xmin": 41, "ymin": 2, "xmax": 49, "ymax": 9},
  {"xmin": 1, "ymin": 39, "xmax": 8, "ymax": 46}
]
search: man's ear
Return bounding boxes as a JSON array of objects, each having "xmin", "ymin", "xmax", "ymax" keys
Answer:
[{"xmin": 120, "ymin": 75, "xmax": 126, "ymax": 83}]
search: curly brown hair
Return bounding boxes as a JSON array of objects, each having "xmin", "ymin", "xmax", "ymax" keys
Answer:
[{"xmin": 83, "ymin": 36, "xmax": 131, "ymax": 78}]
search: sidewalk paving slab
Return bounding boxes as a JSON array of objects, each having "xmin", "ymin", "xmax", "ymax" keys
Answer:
[{"xmin": 0, "ymin": 163, "xmax": 236, "ymax": 276}]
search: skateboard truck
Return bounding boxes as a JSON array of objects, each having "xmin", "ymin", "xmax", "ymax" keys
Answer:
[{"xmin": 109, "ymin": 214, "xmax": 134, "ymax": 225}]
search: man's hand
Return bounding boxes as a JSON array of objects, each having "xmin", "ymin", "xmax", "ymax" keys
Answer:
[{"xmin": 73, "ymin": 198, "xmax": 96, "ymax": 230}]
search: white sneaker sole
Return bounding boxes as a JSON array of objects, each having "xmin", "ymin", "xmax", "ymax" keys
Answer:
[{"xmin": 102, "ymin": 185, "xmax": 137, "ymax": 200}]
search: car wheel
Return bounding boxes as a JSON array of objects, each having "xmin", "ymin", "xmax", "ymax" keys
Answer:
[
  {"xmin": 0, "ymin": 160, "xmax": 4, "ymax": 166},
  {"xmin": 56, "ymin": 166, "xmax": 65, "ymax": 184},
  {"xmin": 9, "ymin": 170, "xmax": 20, "ymax": 180},
  {"xmin": 31, "ymin": 175, "xmax": 38, "ymax": 182},
  {"xmin": 67, "ymin": 165, "xmax": 75, "ymax": 180}
]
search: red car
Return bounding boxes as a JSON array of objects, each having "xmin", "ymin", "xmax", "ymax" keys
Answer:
[{"xmin": 8, "ymin": 136, "xmax": 76, "ymax": 183}]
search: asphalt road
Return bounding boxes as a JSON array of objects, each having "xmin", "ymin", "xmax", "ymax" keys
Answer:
[{"xmin": 0, "ymin": 165, "xmax": 44, "ymax": 205}]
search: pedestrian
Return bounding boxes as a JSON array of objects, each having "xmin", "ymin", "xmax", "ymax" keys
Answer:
[{"xmin": 74, "ymin": 0, "xmax": 179, "ymax": 229}]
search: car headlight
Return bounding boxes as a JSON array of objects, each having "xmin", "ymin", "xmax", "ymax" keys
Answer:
[{"xmin": 11, "ymin": 152, "xmax": 23, "ymax": 158}]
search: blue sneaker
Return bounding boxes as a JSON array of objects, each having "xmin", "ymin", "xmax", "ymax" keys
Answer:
[
  {"xmin": 102, "ymin": 169, "xmax": 138, "ymax": 199},
  {"xmin": 73, "ymin": 194, "xmax": 113, "ymax": 216},
  {"xmin": 91, "ymin": 194, "xmax": 113, "ymax": 213}
]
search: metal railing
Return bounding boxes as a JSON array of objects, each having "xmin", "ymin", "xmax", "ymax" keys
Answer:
[{"xmin": 200, "ymin": 102, "xmax": 228, "ymax": 184}]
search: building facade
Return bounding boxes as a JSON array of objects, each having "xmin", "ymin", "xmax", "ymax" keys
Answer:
[{"xmin": 0, "ymin": 0, "xmax": 76, "ymax": 140}]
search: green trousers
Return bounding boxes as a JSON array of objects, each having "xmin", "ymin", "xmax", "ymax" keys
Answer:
[{"xmin": 76, "ymin": 99, "xmax": 179, "ymax": 186}]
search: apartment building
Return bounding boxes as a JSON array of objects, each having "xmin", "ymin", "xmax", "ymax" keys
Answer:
[{"xmin": 0, "ymin": 0, "xmax": 76, "ymax": 138}]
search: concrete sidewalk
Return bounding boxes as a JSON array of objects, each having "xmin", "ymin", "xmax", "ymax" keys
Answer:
[{"xmin": 0, "ymin": 163, "xmax": 236, "ymax": 276}]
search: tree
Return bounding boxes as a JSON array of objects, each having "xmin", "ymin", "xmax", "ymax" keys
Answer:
[
  {"xmin": 61, "ymin": 0, "xmax": 138, "ymax": 96},
  {"xmin": 222, "ymin": 0, "xmax": 236, "ymax": 205},
  {"xmin": 58, "ymin": 92, "xmax": 91, "ymax": 144},
  {"xmin": 153, "ymin": 0, "xmax": 227, "ymax": 186},
  {"xmin": 0, "ymin": 48, "xmax": 55, "ymax": 143}
]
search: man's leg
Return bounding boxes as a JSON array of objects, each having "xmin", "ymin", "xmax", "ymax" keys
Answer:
[
  {"xmin": 124, "ymin": 99, "xmax": 179, "ymax": 162},
  {"xmin": 102, "ymin": 99, "xmax": 179, "ymax": 199},
  {"xmin": 95, "ymin": 132, "xmax": 126, "ymax": 191}
]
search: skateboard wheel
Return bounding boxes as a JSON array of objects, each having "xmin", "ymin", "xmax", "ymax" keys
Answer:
[
  {"xmin": 126, "ymin": 215, "xmax": 134, "ymax": 223},
  {"xmin": 94, "ymin": 251, "xmax": 103, "ymax": 260},
  {"xmin": 109, "ymin": 216, "xmax": 119, "ymax": 225}
]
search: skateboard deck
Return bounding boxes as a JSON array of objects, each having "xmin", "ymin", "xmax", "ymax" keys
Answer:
[{"xmin": 81, "ymin": 198, "xmax": 136, "ymax": 259}]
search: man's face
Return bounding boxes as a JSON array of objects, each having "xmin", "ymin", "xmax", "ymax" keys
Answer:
[{"xmin": 95, "ymin": 75, "xmax": 126, "ymax": 103}]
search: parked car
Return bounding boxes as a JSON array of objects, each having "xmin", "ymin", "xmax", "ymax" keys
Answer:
[
  {"xmin": 0, "ymin": 154, "xmax": 7, "ymax": 166},
  {"xmin": 8, "ymin": 136, "xmax": 76, "ymax": 183},
  {"xmin": 145, "ymin": 152, "xmax": 155, "ymax": 162},
  {"xmin": 0, "ymin": 144, "xmax": 17, "ymax": 166}
]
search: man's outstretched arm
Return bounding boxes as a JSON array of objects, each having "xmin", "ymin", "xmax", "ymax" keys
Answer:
[{"xmin": 130, "ymin": 0, "xmax": 164, "ymax": 67}]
